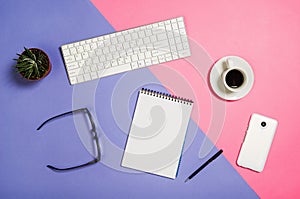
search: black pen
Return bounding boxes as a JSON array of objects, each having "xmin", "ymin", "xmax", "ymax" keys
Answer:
[{"xmin": 185, "ymin": 149, "xmax": 223, "ymax": 183}]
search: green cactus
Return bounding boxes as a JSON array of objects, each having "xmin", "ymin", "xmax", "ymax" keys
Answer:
[{"xmin": 15, "ymin": 47, "xmax": 50, "ymax": 80}]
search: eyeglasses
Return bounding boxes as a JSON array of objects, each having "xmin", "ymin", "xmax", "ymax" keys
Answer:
[{"xmin": 37, "ymin": 108, "xmax": 101, "ymax": 172}]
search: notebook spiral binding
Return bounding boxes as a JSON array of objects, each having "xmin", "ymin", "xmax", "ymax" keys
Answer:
[{"xmin": 140, "ymin": 88, "xmax": 193, "ymax": 105}]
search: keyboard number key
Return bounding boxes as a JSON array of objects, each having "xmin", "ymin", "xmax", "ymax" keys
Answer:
[
  {"xmin": 132, "ymin": 32, "xmax": 138, "ymax": 39},
  {"xmin": 83, "ymin": 44, "xmax": 91, "ymax": 51},
  {"xmin": 76, "ymin": 46, "xmax": 84, "ymax": 53},
  {"xmin": 91, "ymin": 43, "xmax": 97, "ymax": 50}
]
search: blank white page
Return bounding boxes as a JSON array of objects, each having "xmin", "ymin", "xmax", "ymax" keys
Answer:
[{"xmin": 122, "ymin": 89, "xmax": 193, "ymax": 179}]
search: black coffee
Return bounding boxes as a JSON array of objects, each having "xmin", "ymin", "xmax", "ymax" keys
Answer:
[{"xmin": 225, "ymin": 69, "xmax": 244, "ymax": 88}]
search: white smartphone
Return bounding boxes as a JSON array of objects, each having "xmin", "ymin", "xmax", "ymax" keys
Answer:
[{"xmin": 237, "ymin": 113, "xmax": 278, "ymax": 172}]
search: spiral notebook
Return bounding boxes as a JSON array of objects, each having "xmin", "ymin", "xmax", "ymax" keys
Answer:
[{"xmin": 122, "ymin": 88, "xmax": 193, "ymax": 179}]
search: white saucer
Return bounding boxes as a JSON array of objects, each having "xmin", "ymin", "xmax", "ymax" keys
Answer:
[{"xmin": 209, "ymin": 56, "xmax": 254, "ymax": 101}]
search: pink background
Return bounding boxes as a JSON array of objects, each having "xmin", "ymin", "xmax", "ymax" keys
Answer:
[{"xmin": 91, "ymin": 0, "xmax": 300, "ymax": 198}]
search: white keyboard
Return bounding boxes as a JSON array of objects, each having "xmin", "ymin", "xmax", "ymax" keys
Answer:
[{"xmin": 61, "ymin": 17, "xmax": 191, "ymax": 85}]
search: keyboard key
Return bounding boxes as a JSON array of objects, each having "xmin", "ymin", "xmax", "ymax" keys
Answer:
[
  {"xmin": 158, "ymin": 55, "xmax": 166, "ymax": 63},
  {"xmin": 175, "ymin": 37, "xmax": 181, "ymax": 44},
  {"xmin": 145, "ymin": 59, "xmax": 152, "ymax": 66},
  {"xmin": 123, "ymin": 42, "xmax": 130, "ymax": 49},
  {"xmin": 91, "ymin": 72, "xmax": 98, "ymax": 80},
  {"xmin": 83, "ymin": 44, "xmax": 91, "ymax": 51},
  {"xmin": 112, "ymin": 52, "xmax": 120, "ymax": 59},
  {"xmin": 124, "ymin": 56, "xmax": 131, "ymax": 63},
  {"xmin": 92, "ymin": 57, "xmax": 99, "ymax": 64},
  {"xmin": 157, "ymin": 33, "xmax": 167, "ymax": 41},
  {"xmin": 91, "ymin": 43, "xmax": 97, "ymax": 50},
  {"xmin": 132, "ymin": 32, "xmax": 138, "ymax": 39},
  {"xmin": 131, "ymin": 54, "xmax": 138, "ymax": 61},
  {"xmin": 178, "ymin": 21, "xmax": 185, "ymax": 28},
  {"xmin": 138, "ymin": 53, "xmax": 145, "ymax": 60},
  {"xmin": 118, "ymin": 35, "xmax": 125, "ymax": 43},
  {"xmin": 111, "ymin": 37, "xmax": 118, "ymax": 45},
  {"xmin": 84, "ymin": 73, "xmax": 91, "ymax": 81},
  {"xmin": 68, "ymin": 68, "xmax": 80, "ymax": 77},
  {"xmin": 69, "ymin": 76, "xmax": 77, "ymax": 84},
  {"xmin": 150, "ymin": 35, "xmax": 157, "ymax": 42},
  {"xmin": 172, "ymin": 23, "xmax": 178, "ymax": 30},
  {"xmin": 75, "ymin": 54, "xmax": 82, "ymax": 61},
  {"xmin": 106, "ymin": 54, "xmax": 113, "ymax": 61},
  {"xmin": 178, "ymin": 49, "xmax": 191, "ymax": 58},
  {"xmin": 137, "ymin": 60, "xmax": 145, "ymax": 67},
  {"xmin": 64, "ymin": 55, "xmax": 75, "ymax": 63},
  {"xmin": 176, "ymin": 43, "xmax": 183, "ymax": 51},
  {"xmin": 165, "ymin": 53, "xmax": 172, "ymax": 61},
  {"xmin": 70, "ymin": 47, "xmax": 77, "ymax": 55},
  {"xmin": 99, "ymin": 63, "xmax": 132, "ymax": 77},
  {"xmin": 131, "ymin": 61, "xmax": 138, "ymax": 69},
  {"xmin": 152, "ymin": 49, "xmax": 166, "ymax": 57},
  {"xmin": 67, "ymin": 62, "xmax": 79, "ymax": 70},
  {"xmin": 145, "ymin": 51, "xmax": 152, "ymax": 58},
  {"xmin": 151, "ymin": 57, "xmax": 159, "ymax": 64},
  {"xmin": 145, "ymin": 29, "xmax": 152, "ymax": 36},
  {"xmin": 138, "ymin": 31, "xmax": 145, "ymax": 38},
  {"xmin": 153, "ymin": 40, "xmax": 169, "ymax": 49},
  {"xmin": 77, "ymin": 75, "xmax": 84, "ymax": 83},
  {"xmin": 111, "ymin": 60, "xmax": 118, "ymax": 67},
  {"xmin": 125, "ymin": 34, "xmax": 131, "ymax": 41},
  {"xmin": 63, "ymin": 49, "xmax": 70, "ymax": 56},
  {"xmin": 116, "ymin": 43, "xmax": 123, "ymax": 51},
  {"xmin": 117, "ymin": 57, "xmax": 125, "ymax": 65}
]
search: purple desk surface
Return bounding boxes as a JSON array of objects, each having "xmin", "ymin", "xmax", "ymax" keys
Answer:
[{"xmin": 0, "ymin": 0, "xmax": 258, "ymax": 198}]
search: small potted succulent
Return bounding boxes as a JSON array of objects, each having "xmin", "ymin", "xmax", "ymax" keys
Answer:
[{"xmin": 14, "ymin": 47, "xmax": 51, "ymax": 80}]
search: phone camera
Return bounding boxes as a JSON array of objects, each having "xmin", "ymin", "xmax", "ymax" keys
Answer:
[{"xmin": 261, "ymin": 121, "xmax": 267, "ymax": 127}]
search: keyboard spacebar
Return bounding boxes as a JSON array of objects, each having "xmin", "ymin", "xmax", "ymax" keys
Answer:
[{"xmin": 98, "ymin": 63, "xmax": 132, "ymax": 78}]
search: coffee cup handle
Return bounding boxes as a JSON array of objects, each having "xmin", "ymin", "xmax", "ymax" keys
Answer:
[{"xmin": 226, "ymin": 58, "xmax": 234, "ymax": 69}]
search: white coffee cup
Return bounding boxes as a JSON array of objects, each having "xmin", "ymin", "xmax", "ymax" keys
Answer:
[{"xmin": 222, "ymin": 58, "xmax": 248, "ymax": 93}]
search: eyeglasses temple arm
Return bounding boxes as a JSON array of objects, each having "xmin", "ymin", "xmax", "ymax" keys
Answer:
[
  {"xmin": 47, "ymin": 158, "xmax": 100, "ymax": 172},
  {"xmin": 37, "ymin": 108, "xmax": 87, "ymax": 130}
]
